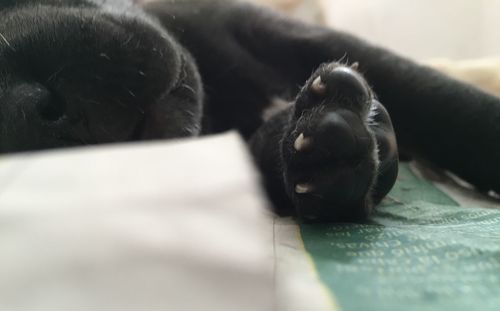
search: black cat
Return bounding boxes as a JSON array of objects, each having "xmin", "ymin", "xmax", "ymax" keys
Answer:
[{"xmin": 1, "ymin": 0, "xmax": 499, "ymax": 221}]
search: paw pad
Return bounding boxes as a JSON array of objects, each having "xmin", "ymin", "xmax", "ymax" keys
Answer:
[{"xmin": 282, "ymin": 62, "xmax": 381, "ymax": 221}]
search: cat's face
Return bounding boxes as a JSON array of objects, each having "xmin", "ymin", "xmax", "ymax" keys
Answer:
[{"xmin": 0, "ymin": 0, "xmax": 202, "ymax": 153}]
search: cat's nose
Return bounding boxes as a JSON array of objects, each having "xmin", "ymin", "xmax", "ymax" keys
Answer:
[
  {"xmin": 35, "ymin": 85, "xmax": 66, "ymax": 122},
  {"xmin": 0, "ymin": 83, "xmax": 63, "ymax": 152},
  {"xmin": 3, "ymin": 83, "xmax": 64, "ymax": 123}
]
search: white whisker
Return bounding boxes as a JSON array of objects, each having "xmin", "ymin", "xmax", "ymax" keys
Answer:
[{"xmin": 0, "ymin": 32, "xmax": 16, "ymax": 52}]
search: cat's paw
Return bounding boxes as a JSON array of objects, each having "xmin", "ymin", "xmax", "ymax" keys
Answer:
[{"xmin": 281, "ymin": 62, "xmax": 398, "ymax": 222}]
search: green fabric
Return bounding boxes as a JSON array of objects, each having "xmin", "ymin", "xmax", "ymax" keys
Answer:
[{"xmin": 301, "ymin": 164, "xmax": 500, "ymax": 311}]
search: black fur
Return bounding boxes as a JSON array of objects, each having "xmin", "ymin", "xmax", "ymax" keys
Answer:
[{"xmin": 1, "ymin": 0, "xmax": 499, "ymax": 222}]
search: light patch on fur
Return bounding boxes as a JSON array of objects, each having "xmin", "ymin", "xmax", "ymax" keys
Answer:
[
  {"xmin": 261, "ymin": 97, "xmax": 292, "ymax": 121},
  {"xmin": 366, "ymin": 102, "xmax": 379, "ymax": 126},
  {"xmin": 99, "ymin": 53, "xmax": 112, "ymax": 60},
  {"xmin": 372, "ymin": 141, "xmax": 381, "ymax": 168}
]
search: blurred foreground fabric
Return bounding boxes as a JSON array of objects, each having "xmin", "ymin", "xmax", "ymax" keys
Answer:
[
  {"xmin": 0, "ymin": 134, "xmax": 274, "ymax": 311},
  {"xmin": 0, "ymin": 133, "xmax": 335, "ymax": 311},
  {"xmin": 1, "ymin": 133, "xmax": 500, "ymax": 311}
]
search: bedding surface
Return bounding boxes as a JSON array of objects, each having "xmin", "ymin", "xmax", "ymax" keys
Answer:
[
  {"xmin": 300, "ymin": 164, "xmax": 500, "ymax": 311},
  {"xmin": 1, "ymin": 133, "xmax": 499, "ymax": 311}
]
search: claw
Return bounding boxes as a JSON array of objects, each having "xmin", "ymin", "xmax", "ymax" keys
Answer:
[
  {"xmin": 311, "ymin": 76, "xmax": 326, "ymax": 94},
  {"xmin": 294, "ymin": 133, "xmax": 312, "ymax": 152},
  {"xmin": 295, "ymin": 183, "xmax": 314, "ymax": 194},
  {"xmin": 350, "ymin": 62, "xmax": 360, "ymax": 70}
]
